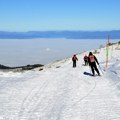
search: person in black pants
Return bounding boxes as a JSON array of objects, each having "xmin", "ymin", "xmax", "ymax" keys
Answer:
[
  {"xmin": 88, "ymin": 52, "xmax": 100, "ymax": 76},
  {"xmin": 84, "ymin": 55, "xmax": 88, "ymax": 66},
  {"xmin": 72, "ymin": 54, "xmax": 78, "ymax": 67}
]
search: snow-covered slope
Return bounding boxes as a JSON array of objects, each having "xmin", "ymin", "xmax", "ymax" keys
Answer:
[{"xmin": 0, "ymin": 44, "xmax": 120, "ymax": 120}]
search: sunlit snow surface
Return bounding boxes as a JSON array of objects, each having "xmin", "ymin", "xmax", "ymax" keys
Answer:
[{"xmin": 0, "ymin": 44, "xmax": 120, "ymax": 120}]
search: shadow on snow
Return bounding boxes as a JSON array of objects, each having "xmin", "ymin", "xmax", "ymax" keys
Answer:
[{"xmin": 83, "ymin": 72, "xmax": 93, "ymax": 76}]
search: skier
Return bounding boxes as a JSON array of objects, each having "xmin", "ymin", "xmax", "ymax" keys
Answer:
[
  {"xmin": 88, "ymin": 52, "xmax": 100, "ymax": 76},
  {"xmin": 84, "ymin": 54, "xmax": 88, "ymax": 65},
  {"xmin": 72, "ymin": 54, "xmax": 78, "ymax": 67}
]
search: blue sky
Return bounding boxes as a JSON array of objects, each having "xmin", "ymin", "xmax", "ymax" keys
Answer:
[{"xmin": 0, "ymin": 0, "xmax": 120, "ymax": 31}]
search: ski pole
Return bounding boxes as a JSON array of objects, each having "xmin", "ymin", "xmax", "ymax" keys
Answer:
[{"xmin": 98, "ymin": 64, "xmax": 104, "ymax": 75}]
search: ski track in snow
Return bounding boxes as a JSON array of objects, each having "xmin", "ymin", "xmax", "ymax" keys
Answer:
[{"xmin": 0, "ymin": 44, "xmax": 120, "ymax": 120}]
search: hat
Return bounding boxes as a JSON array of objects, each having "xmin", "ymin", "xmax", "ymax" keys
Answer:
[{"xmin": 89, "ymin": 52, "xmax": 93, "ymax": 56}]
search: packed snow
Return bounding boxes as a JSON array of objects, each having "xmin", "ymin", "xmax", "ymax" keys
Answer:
[{"xmin": 0, "ymin": 43, "xmax": 120, "ymax": 120}]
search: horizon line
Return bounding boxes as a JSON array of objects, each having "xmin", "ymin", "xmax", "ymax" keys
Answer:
[{"xmin": 0, "ymin": 30, "xmax": 120, "ymax": 32}]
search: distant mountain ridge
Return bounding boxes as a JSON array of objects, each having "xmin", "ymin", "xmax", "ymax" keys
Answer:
[{"xmin": 0, "ymin": 30, "xmax": 120, "ymax": 39}]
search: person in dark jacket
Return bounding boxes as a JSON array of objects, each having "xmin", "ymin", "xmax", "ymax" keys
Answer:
[
  {"xmin": 72, "ymin": 54, "xmax": 78, "ymax": 67},
  {"xmin": 88, "ymin": 52, "xmax": 100, "ymax": 76},
  {"xmin": 84, "ymin": 54, "xmax": 88, "ymax": 66}
]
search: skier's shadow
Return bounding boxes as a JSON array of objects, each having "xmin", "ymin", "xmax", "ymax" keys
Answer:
[
  {"xmin": 83, "ymin": 72, "xmax": 93, "ymax": 76},
  {"xmin": 82, "ymin": 64, "xmax": 88, "ymax": 66}
]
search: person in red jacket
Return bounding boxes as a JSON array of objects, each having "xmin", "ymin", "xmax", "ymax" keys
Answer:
[
  {"xmin": 72, "ymin": 54, "xmax": 78, "ymax": 67},
  {"xmin": 84, "ymin": 54, "xmax": 88, "ymax": 66},
  {"xmin": 88, "ymin": 52, "xmax": 100, "ymax": 76}
]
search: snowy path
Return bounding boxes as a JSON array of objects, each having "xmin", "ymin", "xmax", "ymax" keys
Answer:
[{"xmin": 0, "ymin": 46, "xmax": 120, "ymax": 120}]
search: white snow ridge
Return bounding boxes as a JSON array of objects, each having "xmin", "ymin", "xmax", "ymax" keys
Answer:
[{"xmin": 0, "ymin": 43, "xmax": 120, "ymax": 120}]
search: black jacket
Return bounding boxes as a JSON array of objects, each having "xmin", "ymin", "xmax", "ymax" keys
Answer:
[{"xmin": 88, "ymin": 55, "xmax": 99, "ymax": 66}]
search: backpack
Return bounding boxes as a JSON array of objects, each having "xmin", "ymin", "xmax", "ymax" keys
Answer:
[
  {"xmin": 72, "ymin": 56, "xmax": 77, "ymax": 61},
  {"xmin": 89, "ymin": 55, "xmax": 95, "ymax": 62}
]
